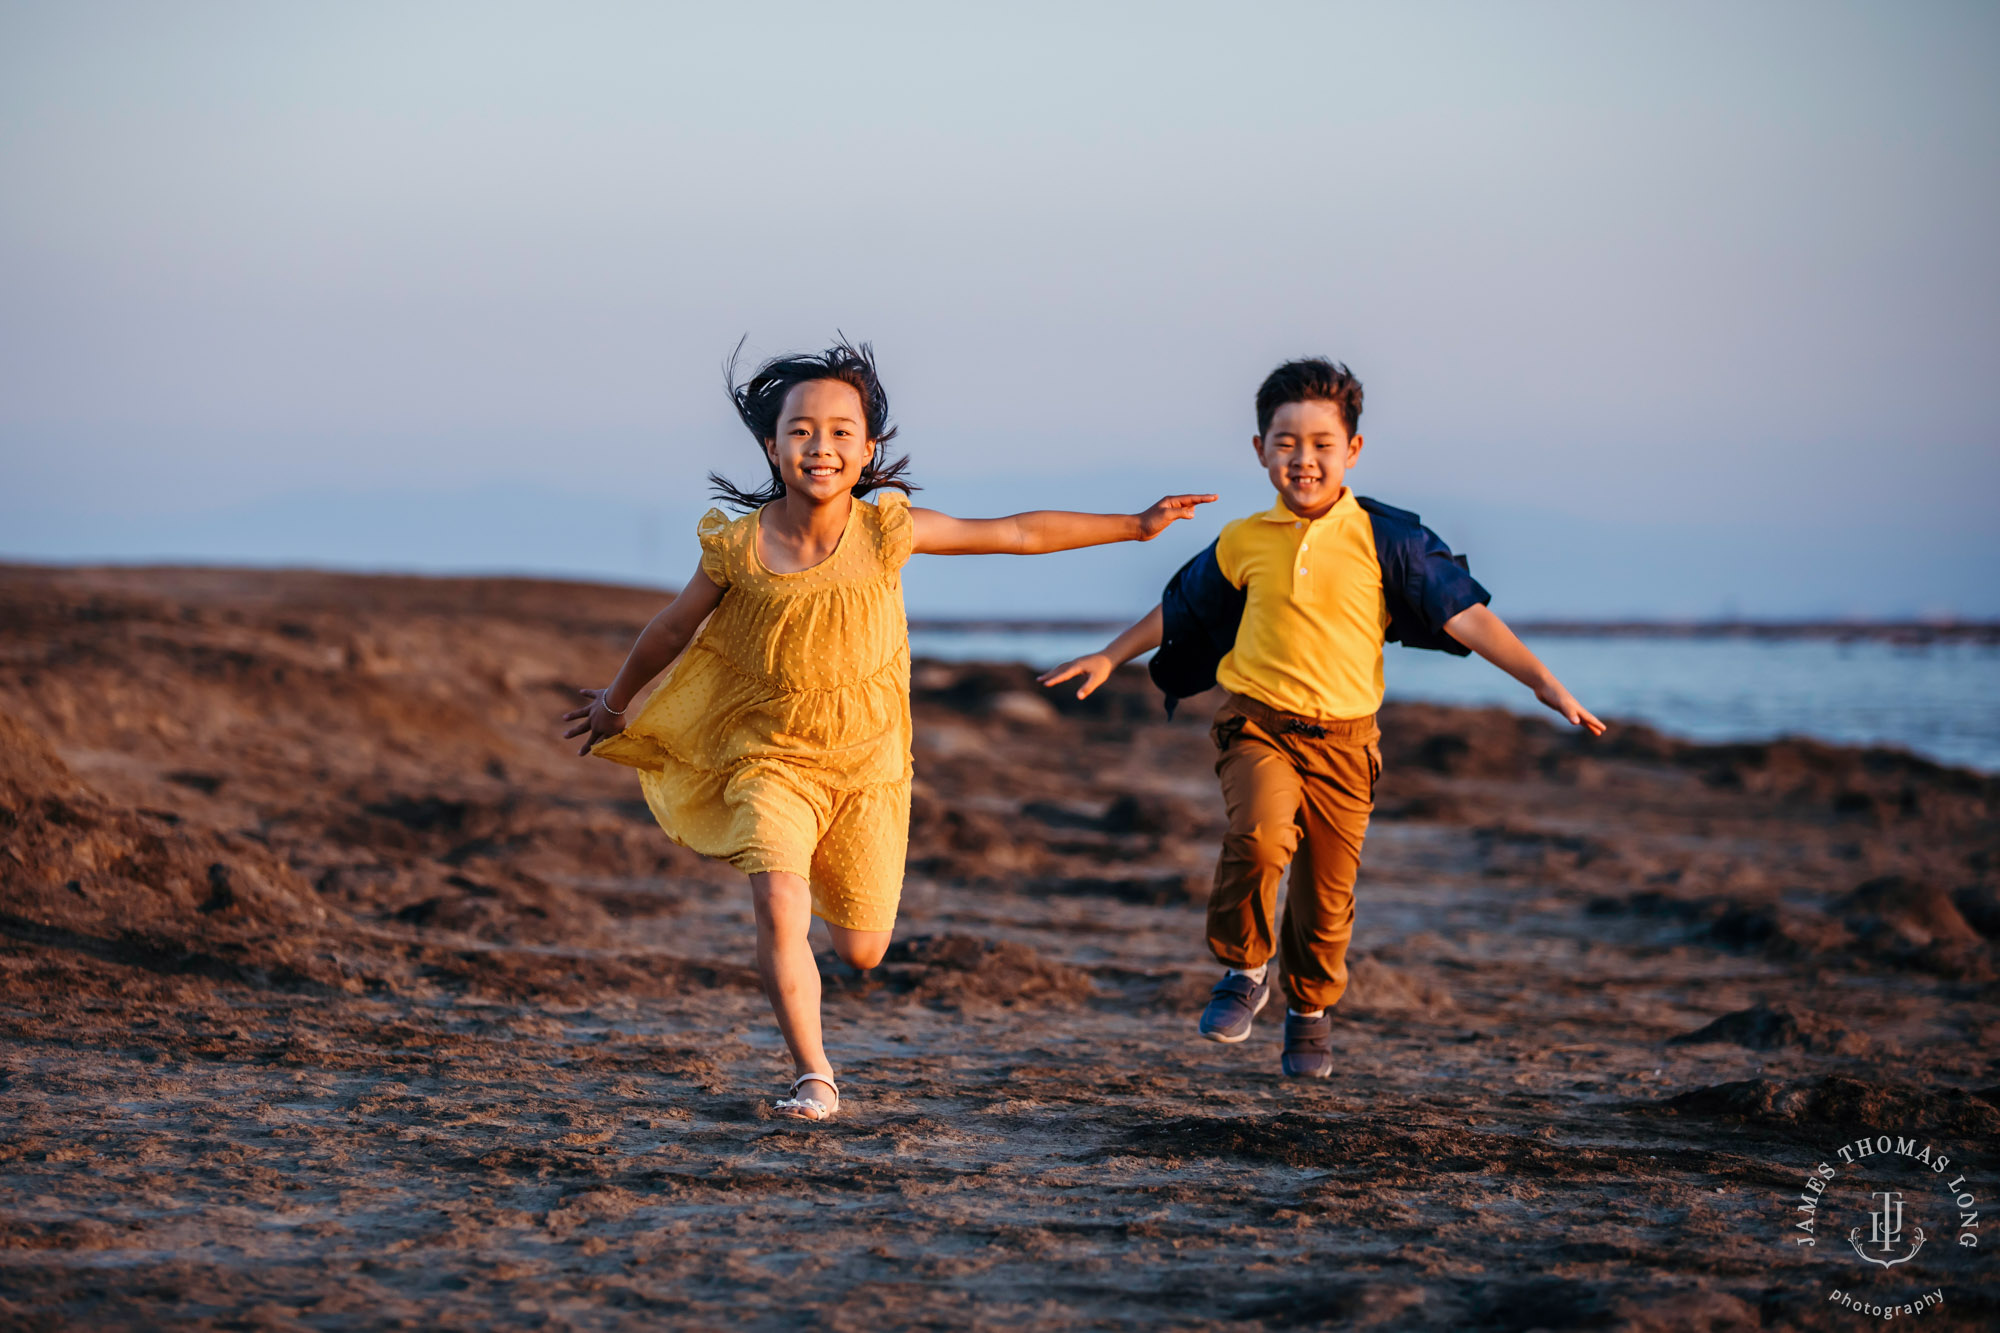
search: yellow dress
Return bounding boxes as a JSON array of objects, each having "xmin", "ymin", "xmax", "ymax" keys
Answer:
[{"xmin": 590, "ymin": 492, "xmax": 914, "ymax": 931}]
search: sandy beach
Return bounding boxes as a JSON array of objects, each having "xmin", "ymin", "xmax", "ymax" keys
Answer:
[{"xmin": 2, "ymin": 563, "xmax": 1996, "ymax": 1330}]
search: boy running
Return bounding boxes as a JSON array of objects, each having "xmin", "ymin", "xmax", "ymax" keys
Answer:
[{"xmin": 1039, "ymin": 358, "xmax": 1604, "ymax": 1077}]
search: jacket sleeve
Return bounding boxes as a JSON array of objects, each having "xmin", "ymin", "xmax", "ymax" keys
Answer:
[
  {"xmin": 1398, "ymin": 522, "xmax": 1490, "ymax": 641},
  {"xmin": 1361, "ymin": 497, "xmax": 1490, "ymax": 655},
  {"xmin": 1149, "ymin": 539, "xmax": 1246, "ymax": 713}
]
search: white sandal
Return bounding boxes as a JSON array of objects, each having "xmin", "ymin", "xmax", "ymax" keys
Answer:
[{"xmin": 773, "ymin": 1072, "xmax": 840, "ymax": 1121}]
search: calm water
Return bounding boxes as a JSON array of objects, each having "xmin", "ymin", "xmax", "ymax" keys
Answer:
[{"xmin": 907, "ymin": 629, "xmax": 2000, "ymax": 774}]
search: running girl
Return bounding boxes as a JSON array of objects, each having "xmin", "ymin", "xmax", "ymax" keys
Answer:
[{"xmin": 562, "ymin": 340, "xmax": 1213, "ymax": 1121}]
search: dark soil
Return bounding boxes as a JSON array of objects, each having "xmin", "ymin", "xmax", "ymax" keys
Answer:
[{"xmin": 2, "ymin": 563, "xmax": 1996, "ymax": 1329}]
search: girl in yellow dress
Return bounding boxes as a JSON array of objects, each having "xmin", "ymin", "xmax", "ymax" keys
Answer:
[{"xmin": 562, "ymin": 340, "xmax": 1213, "ymax": 1121}]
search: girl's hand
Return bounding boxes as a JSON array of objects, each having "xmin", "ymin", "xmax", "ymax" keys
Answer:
[
  {"xmin": 1534, "ymin": 681, "xmax": 1607, "ymax": 736},
  {"xmin": 1135, "ymin": 494, "xmax": 1218, "ymax": 540},
  {"xmin": 561, "ymin": 688, "xmax": 628, "ymax": 756},
  {"xmin": 1037, "ymin": 653, "xmax": 1115, "ymax": 701}
]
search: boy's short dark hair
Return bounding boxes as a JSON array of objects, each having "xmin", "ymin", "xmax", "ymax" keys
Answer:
[{"xmin": 1255, "ymin": 358, "xmax": 1363, "ymax": 438}]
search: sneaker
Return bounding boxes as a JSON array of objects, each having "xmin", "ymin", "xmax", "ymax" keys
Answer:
[
  {"xmin": 1281, "ymin": 1010, "xmax": 1335, "ymax": 1078},
  {"xmin": 1198, "ymin": 971, "xmax": 1271, "ymax": 1043}
]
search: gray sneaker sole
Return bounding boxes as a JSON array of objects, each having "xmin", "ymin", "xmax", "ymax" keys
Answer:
[{"xmin": 1198, "ymin": 984, "xmax": 1270, "ymax": 1044}]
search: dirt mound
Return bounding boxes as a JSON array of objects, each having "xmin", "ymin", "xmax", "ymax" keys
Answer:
[
  {"xmin": 1369, "ymin": 780, "xmax": 1464, "ymax": 823},
  {"xmin": 1596, "ymin": 881, "xmax": 1994, "ymax": 980},
  {"xmin": 1471, "ymin": 823, "xmax": 1616, "ymax": 884},
  {"xmin": 0, "ymin": 706, "xmax": 348, "ymax": 990},
  {"xmin": 1653, "ymin": 1075, "xmax": 2000, "ymax": 1138},
  {"xmin": 1376, "ymin": 703, "xmax": 1574, "ymax": 779},
  {"xmin": 379, "ymin": 866, "xmax": 617, "ymax": 944},
  {"xmin": 823, "ymin": 933, "xmax": 1094, "ymax": 1009},
  {"xmin": 0, "ymin": 691, "xmax": 632, "ymax": 995},
  {"xmin": 1746, "ymin": 738, "xmax": 2000, "ymax": 821},
  {"xmin": 1021, "ymin": 791, "xmax": 1202, "ymax": 838},
  {"xmin": 1840, "ymin": 874, "xmax": 1981, "ymax": 947},
  {"xmin": 1340, "ymin": 954, "xmax": 1454, "ymax": 1016},
  {"xmin": 1666, "ymin": 1002, "xmax": 1867, "ymax": 1054},
  {"xmin": 0, "ymin": 709, "xmax": 85, "ymax": 800},
  {"xmin": 1701, "ymin": 901, "xmax": 1855, "ymax": 959},
  {"xmin": 1377, "ymin": 696, "xmax": 2000, "ymax": 842},
  {"xmin": 1823, "ymin": 875, "xmax": 1995, "ymax": 980}
]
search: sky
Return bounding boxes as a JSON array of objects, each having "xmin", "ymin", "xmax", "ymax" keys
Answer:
[{"xmin": 2, "ymin": 1, "xmax": 1996, "ymax": 618}]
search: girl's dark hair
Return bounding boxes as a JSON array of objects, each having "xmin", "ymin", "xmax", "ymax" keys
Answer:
[{"xmin": 708, "ymin": 337, "xmax": 917, "ymax": 510}]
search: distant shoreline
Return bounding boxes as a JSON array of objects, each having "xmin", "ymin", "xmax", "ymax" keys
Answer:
[
  {"xmin": 4, "ymin": 563, "xmax": 1993, "ymax": 645},
  {"xmin": 909, "ymin": 616, "xmax": 2000, "ymax": 644}
]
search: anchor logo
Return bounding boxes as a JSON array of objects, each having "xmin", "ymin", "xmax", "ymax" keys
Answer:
[{"xmin": 1849, "ymin": 1190, "xmax": 1925, "ymax": 1268}]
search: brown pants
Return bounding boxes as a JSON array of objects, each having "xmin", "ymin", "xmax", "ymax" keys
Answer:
[{"xmin": 1206, "ymin": 692, "xmax": 1381, "ymax": 1013}]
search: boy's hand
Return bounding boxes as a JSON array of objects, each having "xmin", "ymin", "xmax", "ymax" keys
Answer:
[
  {"xmin": 1037, "ymin": 653, "xmax": 1115, "ymax": 701},
  {"xmin": 1442, "ymin": 604, "xmax": 1607, "ymax": 739},
  {"xmin": 1535, "ymin": 681, "xmax": 1606, "ymax": 737},
  {"xmin": 561, "ymin": 688, "xmax": 628, "ymax": 756},
  {"xmin": 1135, "ymin": 494, "xmax": 1218, "ymax": 540}
]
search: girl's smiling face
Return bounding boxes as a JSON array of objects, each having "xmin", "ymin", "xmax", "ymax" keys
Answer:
[{"xmin": 763, "ymin": 379, "xmax": 876, "ymax": 504}]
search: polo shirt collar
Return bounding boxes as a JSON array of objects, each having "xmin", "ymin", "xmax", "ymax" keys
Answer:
[{"xmin": 1260, "ymin": 487, "xmax": 1357, "ymax": 524}]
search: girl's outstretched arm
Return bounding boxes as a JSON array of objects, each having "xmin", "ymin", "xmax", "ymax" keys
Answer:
[
  {"xmin": 909, "ymin": 494, "xmax": 1216, "ymax": 556},
  {"xmin": 1442, "ymin": 604, "xmax": 1606, "ymax": 735},
  {"xmin": 1037, "ymin": 604, "xmax": 1163, "ymax": 700},
  {"xmin": 561, "ymin": 559, "xmax": 725, "ymax": 755}
]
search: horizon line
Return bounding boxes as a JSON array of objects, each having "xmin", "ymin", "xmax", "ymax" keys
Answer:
[{"xmin": 5, "ymin": 560, "xmax": 1995, "ymax": 641}]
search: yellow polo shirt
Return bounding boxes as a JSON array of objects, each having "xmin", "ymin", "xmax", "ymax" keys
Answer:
[{"xmin": 1213, "ymin": 489, "xmax": 1389, "ymax": 721}]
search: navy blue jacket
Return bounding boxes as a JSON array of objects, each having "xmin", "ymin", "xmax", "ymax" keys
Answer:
[{"xmin": 1150, "ymin": 496, "xmax": 1490, "ymax": 715}]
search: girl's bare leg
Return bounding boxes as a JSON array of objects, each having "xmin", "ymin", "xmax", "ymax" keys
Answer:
[
  {"xmin": 749, "ymin": 872, "xmax": 833, "ymax": 1086},
  {"xmin": 748, "ymin": 874, "xmax": 894, "ymax": 1107},
  {"xmin": 825, "ymin": 922, "xmax": 892, "ymax": 971}
]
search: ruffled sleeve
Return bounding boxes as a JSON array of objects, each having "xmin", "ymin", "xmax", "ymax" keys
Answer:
[
  {"xmin": 695, "ymin": 508, "xmax": 734, "ymax": 590},
  {"xmin": 871, "ymin": 491, "xmax": 914, "ymax": 572}
]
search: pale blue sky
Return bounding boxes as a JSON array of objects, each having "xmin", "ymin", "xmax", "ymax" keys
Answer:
[{"xmin": 2, "ymin": 1, "xmax": 1995, "ymax": 617}]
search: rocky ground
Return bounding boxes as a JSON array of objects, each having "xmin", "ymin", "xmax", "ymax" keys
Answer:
[{"xmin": 2, "ymin": 563, "xmax": 1997, "ymax": 1331}]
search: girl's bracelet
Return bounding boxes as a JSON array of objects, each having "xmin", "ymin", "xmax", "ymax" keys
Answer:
[{"xmin": 598, "ymin": 690, "xmax": 626, "ymax": 715}]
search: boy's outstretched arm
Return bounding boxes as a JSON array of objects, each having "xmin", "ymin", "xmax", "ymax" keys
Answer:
[
  {"xmin": 1037, "ymin": 604, "xmax": 1163, "ymax": 700},
  {"xmin": 1442, "ymin": 604, "xmax": 1606, "ymax": 735},
  {"xmin": 909, "ymin": 495, "xmax": 1216, "ymax": 556},
  {"xmin": 560, "ymin": 559, "xmax": 725, "ymax": 754}
]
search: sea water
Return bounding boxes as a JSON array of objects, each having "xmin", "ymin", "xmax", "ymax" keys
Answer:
[{"xmin": 906, "ymin": 629, "xmax": 2000, "ymax": 775}]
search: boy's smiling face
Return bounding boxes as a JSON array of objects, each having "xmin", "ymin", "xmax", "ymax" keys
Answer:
[
  {"xmin": 1253, "ymin": 398, "xmax": 1363, "ymax": 520},
  {"xmin": 763, "ymin": 378, "xmax": 876, "ymax": 504}
]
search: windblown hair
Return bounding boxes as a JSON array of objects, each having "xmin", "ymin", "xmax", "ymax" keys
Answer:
[
  {"xmin": 709, "ymin": 338, "xmax": 917, "ymax": 511},
  {"xmin": 1255, "ymin": 358, "xmax": 1364, "ymax": 438}
]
